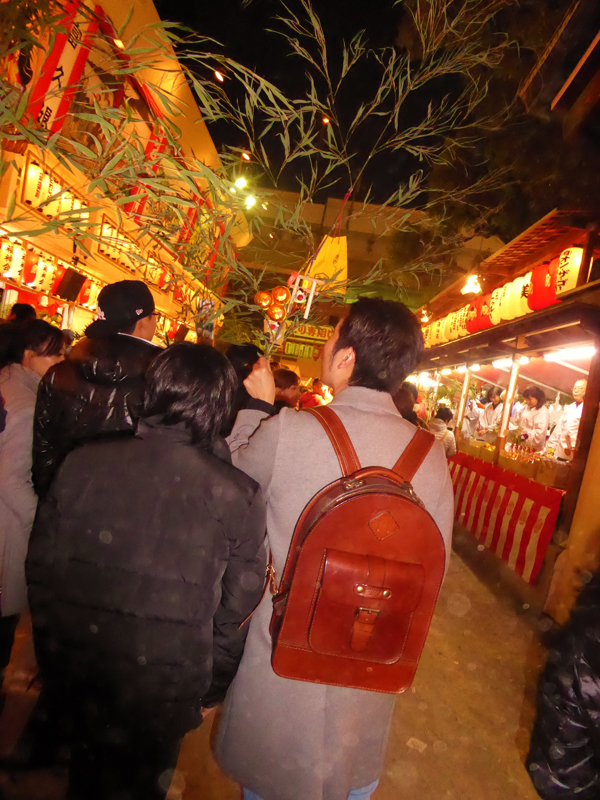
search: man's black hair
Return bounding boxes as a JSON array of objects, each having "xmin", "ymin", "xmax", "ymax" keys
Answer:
[
  {"xmin": 334, "ymin": 298, "xmax": 424, "ymax": 394},
  {"xmin": 0, "ymin": 319, "xmax": 63, "ymax": 370},
  {"xmin": 435, "ymin": 407, "xmax": 453, "ymax": 423},
  {"xmin": 143, "ymin": 342, "xmax": 237, "ymax": 448},
  {"xmin": 523, "ymin": 385, "xmax": 546, "ymax": 409},
  {"xmin": 9, "ymin": 303, "xmax": 36, "ymax": 322}
]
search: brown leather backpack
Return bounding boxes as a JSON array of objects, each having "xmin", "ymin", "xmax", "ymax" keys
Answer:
[{"xmin": 270, "ymin": 405, "xmax": 446, "ymax": 694}]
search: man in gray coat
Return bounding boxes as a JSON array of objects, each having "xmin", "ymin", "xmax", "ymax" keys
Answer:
[{"xmin": 214, "ymin": 298, "xmax": 454, "ymax": 800}]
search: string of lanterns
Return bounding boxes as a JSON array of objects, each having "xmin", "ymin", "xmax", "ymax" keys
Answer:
[{"xmin": 423, "ymin": 247, "xmax": 583, "ymax": 348}]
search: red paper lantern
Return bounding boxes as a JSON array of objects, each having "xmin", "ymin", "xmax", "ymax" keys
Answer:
[
  {"xmin": 52, "ymin": 263, "xmax": 66, "ymax": 295},
  {"xmin": 478, "ymin": 293, "xmax": 494, "ymax": 330},
  {"xmin": 78, "ymin": 278, "xmax": 92, "ymax": 306},
  {"xmin": 466, "ymin": 297, "xmax": 482, "ymax": 334},
  {"xmin": 528, "ymin": 259, "xmax": 558, "ymax": 311},
  {"xmin": 22, "ymin": 248, "xmax": 39, "ymax": 286}
]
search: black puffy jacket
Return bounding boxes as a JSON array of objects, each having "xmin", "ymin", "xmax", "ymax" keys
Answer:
[
  {"xmin": 528, "ymin": 575, "xmax": 600, "ymax": 799},
  {"xmin": 26, "ymin": 417, "xmax": 266, "ymax": 730},
  {"xmin": 32, "ymin": 334, "xmax": 160, "ymax": 496}
]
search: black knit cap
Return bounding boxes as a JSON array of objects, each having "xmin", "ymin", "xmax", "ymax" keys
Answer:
[{"xmin": 85, "ymin": 280, "xmax": 155, "ymax": 338}]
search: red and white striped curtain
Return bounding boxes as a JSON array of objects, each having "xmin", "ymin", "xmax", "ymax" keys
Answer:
[{"xmin": 448, "ymin": 453, "xmax": 563, "ymax": 584}]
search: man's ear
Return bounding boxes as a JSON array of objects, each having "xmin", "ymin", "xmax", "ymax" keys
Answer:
[{"xmin": 337, "ymin": 346, "xmax": 356, "ymax": 370}]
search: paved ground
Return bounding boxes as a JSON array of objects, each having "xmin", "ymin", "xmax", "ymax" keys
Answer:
[{"xmin": 0, "ymin": 540, "xmax": 547, "ymax": 800}]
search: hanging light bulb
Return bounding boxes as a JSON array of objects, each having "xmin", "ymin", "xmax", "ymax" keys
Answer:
[
  {"xmin": 242, "ymin": 152, "xmax": 251, "ymax": 161},
  {"xmin": 234, "ymin": 177, "xmax": 247, "ymax": 189},
  {"xmin": 245, "ymin": 195, "xmax": 256, "ymax": 209},
  {"xmin": 461, "ymin": 274, "xmax": 482, "ymax": 296},
  {"xmin": 420, "ymin": 310, "xmax": 429, "ymax": 323},
  {"xmin": 214, "ymin": 70, "xmax": 225, "ymax": 82},
  {"xmin": 322, "ymin": 116, "xmax": 330, "ymax": 125}
]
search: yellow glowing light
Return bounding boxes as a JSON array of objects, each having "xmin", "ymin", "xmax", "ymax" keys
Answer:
[
  {"xmin": 441, "ymin": 369, "xmax": 452, "ymax": 375},
  {"xmin": 114, "ymin": 39, "xmax": 125, "ymax": 50},
  {"xmin": 229, "ymin": 187, "xmax": 236, "ymax": 194},
  {"xmin": 234, "ymin": 177, "xmax": 247, "ymax": 189},
  {"xmin": 492, "ymin": 358, "xmax": 513, "ymax": 369},
  {"xmin": 215, "ymin": 70, "xmax": 225, "ymax": 82},
  {"xmin": 242, "ymin": 152, "xmax": 251, "ymax": 161},
  {"xmin": 245, "ymin": 195, "xmax": 256, "ymax": 209},
  {"xmin": 322, "ymin": 116, "xmax": 330, "ymax": 125},
  {"xmin": 262, "ymin": 203, "xmax": 268, "ymax": 210},
  {"xmin": 519, "ymin": 356, "xmax": 530, "ymax": 365},
  {"xmin": 544, "ymin": 346, "xmax": 596, "ymax": 362},
  {"xmin": 421, "ymin": 311, "xmax": 429, "ymax": 323},
  {"xmin": 457, "ymin": 366, "xmax": 468, "ymax": 373},
  {"xmin": 460, "ymin": 274, "xmax": 482, "ymax": 296},
  {"xmin": 471, "ymin": 364, "xmax": 481, "ymax": 372},
  {"xmin": 269, "ymin": 233, "xmax": 274, "ymax": 239}
]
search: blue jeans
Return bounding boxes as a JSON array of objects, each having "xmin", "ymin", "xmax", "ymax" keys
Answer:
[{"xmin": 243, "ymin": 779, "xmax": 379, "ymax": 800}]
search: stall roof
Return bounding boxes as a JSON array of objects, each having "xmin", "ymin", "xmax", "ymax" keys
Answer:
[{"xmin": 420, "ymin": 209, "xmax": 599, "ymax": 321}]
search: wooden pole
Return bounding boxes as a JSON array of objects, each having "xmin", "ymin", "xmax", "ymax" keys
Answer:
[
  {"xmin": 496, "ymin": 358, "xmax": 520, "ymax": 459},
  {"xmin": 576, "ymin": 223, "xmax": 598, "ymax": 288},
  {"xmin": 456, "ymin": 368, "xmax": 471, "ymax": 442}
]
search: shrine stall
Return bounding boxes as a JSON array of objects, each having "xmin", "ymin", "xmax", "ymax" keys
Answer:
[{"xmin": 416, "ymin": 211, "xmax": 600, "ymax": 617}]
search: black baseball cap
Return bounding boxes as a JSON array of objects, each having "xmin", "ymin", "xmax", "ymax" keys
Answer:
[{"xmin": 85, "ymin": 280, "xmax": 155, "ymax": 338}]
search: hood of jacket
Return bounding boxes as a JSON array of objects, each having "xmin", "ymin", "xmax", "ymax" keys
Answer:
[
  {"xmin": 68, "ymin": 334, "xmax": 161, "ymax": 387},
  {"xmin": 428, "ymin": 419, "xmax": 448, "ymax": 437}
]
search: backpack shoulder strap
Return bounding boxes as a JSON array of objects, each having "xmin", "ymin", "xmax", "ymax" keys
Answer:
[
  {"xmin": 393, "ymin": 428, "xmax": 435, "ymax": 482},
  {"xmin": 302, "ymin": 406, "xmax": 361, "ymax": 477}
]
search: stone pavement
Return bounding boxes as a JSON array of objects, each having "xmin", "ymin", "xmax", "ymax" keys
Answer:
[{"xmin": 0, "ymin": 541, "xmax": 546, "ymax": 800}]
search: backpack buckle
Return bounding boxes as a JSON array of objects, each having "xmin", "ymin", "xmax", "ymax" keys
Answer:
[{"xmin": 343, "ymin": 478, "xmax": 365, "ymax": 491}]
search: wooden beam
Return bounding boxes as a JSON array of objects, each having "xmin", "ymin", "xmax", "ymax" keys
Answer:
[
  {"xmin": 563, "ymin": 66, "xmax": 600, "ymax": 139},
  {"xmin": 558, "ymin": 342, "xmax": 600, "ymax": 538},
  {"xmin": 577, "ymin": 224, "xmax": 599, "ymax": 287}
]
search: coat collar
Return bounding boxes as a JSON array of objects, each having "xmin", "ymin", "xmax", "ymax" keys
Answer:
[
  {"xmin": 329, "ymin": 385, "xmax": 400, "ymax": 416},
  {"xmin": 0, "ymin": 363, "xmax": 41, "ymax": 394},
  {"xmin": 136, "ymin": 416, "xmax": 232, "ymax": 463}
]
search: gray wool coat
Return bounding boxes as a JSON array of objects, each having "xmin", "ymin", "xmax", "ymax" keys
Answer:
[
  {"xmin": 214, "ymin": 386, "xmax": 454, "ymax": 800},
  {"xmin": 0, "ymin": 364, "xmax": 41, "ymax": 617}
]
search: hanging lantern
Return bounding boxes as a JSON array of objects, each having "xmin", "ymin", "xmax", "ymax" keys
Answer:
[
  {"xmin": 22, "ymin": 248, "xmax": 40, "ymax": 286},
  {"xmin": 267, "ymin": 302, "xmax": 286, "ymax": 322},
  {"xmin": 422, "ymin": 324, "xmax": 430, "ymax": 348},
  {"xmin": 84, "ymin": 281, "xmax": 102, "ymax": 311},
  {"xmin": 78, "ymin": 278, "xmax": 92, "ymax": 306},
  {"xmin": 499, "ymin": 281, "xmax": 515, "ymax": 322},
  {"xmin": 444, "ymin": 312, "xmax": 456, "ymax": 341},
  {"xmin": 529, "ymin": 259, "xmax": 558, "ymax": 311},
  {"xmin": 466, "ymin": 296, "xmax": 482, "ymax": 334},
  {"xmin": 489, "ymin": 287, "xmax": 502, "ymax": 326},
  {"xmin": 0, "ymin": 239, "xmax": 17, "ymax": 279},
  {"xmin": 555, "ymin": 247, "xmax": 584, "ymax": 296},
  {"xmin": 52, "ymin": 262, "xmax": 67, "ymax": 295},
  {"xmin": 23, "ymin": 161, "xmax": 49, "ymax": 208},
  {"xmin": 518, "ymin": 272, "xmax": 533, "ymax": 315},
  {"xmin": 4, "ymin": 242, "xmax": 25, "ymax": 282},
  {"xmin": 37, "ymin": 257, "xmax": 57, "ymax": 292},
  {"xmin": 508, "ymin": 276, "xmax": 526, "ymax": 318},
  {"xmin": 254, "ymin": 290, "xmax": 272, "ymax": 309},
  {"xmin": 456, "ymin": 305, "xmax": 469, "ymax": 337},
  {"xmin": 271, "ymin": 285, "xmax": 291, "ymax": 305},
  {"xmin": 44, "ymin": 174, "xmax": 63, "ymax": 218},
  {"xmin": 478, "ymin": 293, "xmax": 494, "ymax": 330}
]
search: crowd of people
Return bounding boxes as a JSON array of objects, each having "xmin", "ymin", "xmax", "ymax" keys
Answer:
[
  {"xmin": 0, "ymin": 277, "xmax": 597, "ymax": 800},
  {"xmin": 0, "ymin": 280, "xmax": 453, "ymax": 800}
]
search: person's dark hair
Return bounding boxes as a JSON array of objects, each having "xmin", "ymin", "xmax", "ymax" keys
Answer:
[
  {"xmin": 226, "ymin": 343, "xmax": 263, "ymax": 383},
  {"xmin": 402, "ymin": 381, "xmax": 419, "ymax": 403},
  {"xmin": 8, "ymin": 303, "xmax": 36, "ymax": 322},
  {"xmin": 0, "ymin": 320, "xmax": 63, "ymax": 370},
  {"xmin": 485, "ymin": 386, "xmax": 503, "ymax": 404},
  {"xmin": 523, "ymin": 385, "xmax": 546, "ymax": 409},
  {"xmin": 333, "ymin": 298, "xmax": 423, "ymax": 394},
  {"xmin": 274, "ymin": 368, "xmax": 299, "ymax": 391},
  {"xmin": 143, "ymin": 342, "xmax": 237, "ymax": 448},
  {"xmin": 392, "ymin": 386, "xmax": 419, "ymax": 425},
  {"xmin": 435, "ymin": 407, "xmax": 453, "ymax": 423}
]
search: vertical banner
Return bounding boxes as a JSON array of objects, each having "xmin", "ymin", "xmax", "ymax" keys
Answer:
[
  {"xmin": 28, "ymin": 1, "xmax": 102, "ymax": 134},
  {"xmin": 122, "ymin": 125, "xmax": 169, "ymax": 222}
]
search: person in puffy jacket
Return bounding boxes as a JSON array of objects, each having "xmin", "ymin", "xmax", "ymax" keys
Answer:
[
  {"xmin": 26, "ymin": 342, "xmax": 267, "ymax": 800},
  {"xmin": 527, "ymin": 573, "xmax": 600, "ymax": 799},
  {"xmin": 428, "ymin": 407, "xmax": 457, "ymax": 457},
  {"xmin": 32, "ymin": 280, "xmax": 160, "ymax": 496}
]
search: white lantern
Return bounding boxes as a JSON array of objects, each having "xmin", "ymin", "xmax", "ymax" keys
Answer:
[
  {"xmin": 499, "ymin": 281, "xmax": 515, "ymax": 321},
  {"xmin": 38, "ymin": 257, "xmax": 57, "ymax": 292},
  {"xmin": 489, "ymin": 287, "xmax": 502, "ymax": 326},
  {"xmin": 456, "ymin": 305, "xmax": 469, "ymax": 337},
  {"xmin": 509, "ymin": 276, "xmax": 526, "ymax": 318},
  {"xmin": 555, "ymin": 247, "xmax": 584, "ymax": 296},
  {"xmin": 518, "ymin": 272, "xmax": 533, "ymax": 315},
  {"xmin": 422, "ymin": 325, "xmax": 431, "ymax": 348}
]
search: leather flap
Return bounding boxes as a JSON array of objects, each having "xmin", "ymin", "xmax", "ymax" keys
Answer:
[{"xmin": 320, "ymin": 549, "xmax": 424, "ymax": 614}]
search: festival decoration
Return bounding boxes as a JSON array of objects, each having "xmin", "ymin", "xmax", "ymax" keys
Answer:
[
  {"xmin": 422, "ymin": 245, "xmax": 587, "ymax": 349},
  {"xmin": 271, "ymin": 285, "xmax": 291, "ymax": 304},
  {"xmin": 267, "ymin": 302, "xmax": 286, "ymax": 322},
  {"xmin": 555, "ymin": 247, "xmax": 583, "ymax": 296},
  {"xmin": 254, "ymin": 290, "xmax": 272, "ymax": 309}
]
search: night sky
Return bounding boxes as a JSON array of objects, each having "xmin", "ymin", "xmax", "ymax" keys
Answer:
[{"xmin": 154, "ymin": 0, "xmax": 417, "ymax": 201}]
